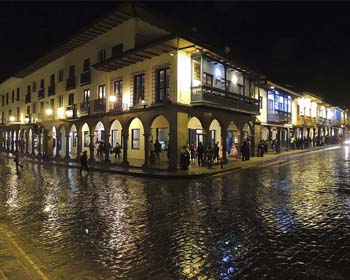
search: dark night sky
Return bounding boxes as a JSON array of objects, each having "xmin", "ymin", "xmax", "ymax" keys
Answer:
[{"xmin": 1, "ymin": 1, "xmax": 350, "ymax": 106}]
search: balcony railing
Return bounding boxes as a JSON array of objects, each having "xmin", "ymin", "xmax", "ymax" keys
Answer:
[
  {"xmin": 91, "ymin": 99, "xmax": 106, "ymax": 114},
  {"xmin": 80, "ymin": 102, "xmax": 90, "ymax": 115},
  {"xmin": 267, "ymin": 109, "xmax": 291, "ymax": 124},
  {"xmin": 316, "ymin": 116, "xmax": 330, "ymax": 125},
  {"xmin": 66, "ymin": 105, "xmax": 77, "ymax": 119},
  {"xmin": 191, "ymin": 85, "xmax": 259, "ymax": 113},
  {"xmin": 331, "ymin": 119, "xmax": 342, "ymax": 127},
  {"xmin": 48, "ymin": 84, "xmax": 55, "ymax": 96},
  {"xmin": 297, "ymin": 115, "xmax": 317, "ymax": 126},
  {"xmin": 80, "ymin": 71, "xmax": 91, "ymax": 85},
  {"xmin": 38, "ymin": 88, "xmax": 45, "ymax": 99},
  {"xmin": 66, "ymin": 76, "xmax": 76, "ymax": 90},
  {"xmin": 109, "ymin": 99, "xmax": 123, "ymax": 112}
]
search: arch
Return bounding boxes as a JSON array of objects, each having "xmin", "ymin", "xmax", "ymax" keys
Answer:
[
  {"xmin": 151, "ymin": 115, "xmax": 170, "ymax": 162},
  {"xmin": 261, "ymin": 126, "xmax": 269, "ymax": 141},
  {"xmin": 226, "ymin": 120, "xmax": 241, "ymax": 154},
  {"xmin": 242, "ymin": 123, "xmax": 252, "ymax": 139},
  {"xmin": 94, "ymin": 121, "xmax": 106, "ymax": 161},
  {"xmin": 188, "ymin": 116, "xmax": 203, "ymax": 148},
  {"xmin": 128, "ymin": 117, "xmax": 145, "ymax": 160},
  {"xmin": 81, "ymin": 122, "xmax": 90, "ymax": 158},
  {"xmin": 209, "ymin": 119, "xmax": 222, "ymax": 146},
  {"xmin": 69, "ymin": 124, "xmax": 78, "ymax": 159},
  {"xmin": 109, "ymin": 120, "xmax": 122, "ymax": 150}
]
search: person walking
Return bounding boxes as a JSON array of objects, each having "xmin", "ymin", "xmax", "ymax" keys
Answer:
[
  {"xmin": 80, "ymin": 151, "xmax": 89, "ymax": 176},
  {"xmin": 13, "ymin": 151, "xmax": 21, "ymax": 173},
  {"xmin": 149, "ymin": 140, "xmax": 155, "ymax": 164},
  {"xmin": 214, "ymin": 142, "xmax": 220, "ymax": 163},
  {"xmin": 114, "ymin": 142, "xmax": 121, "ymax": 159},
  {"xmin": 180, "ymin": 145, "xmax": 190, "ymax": 170},
  {"xmin": 197, "ymin": 142, "xmax": 204, "ymax": 166},
  {"xmin": 154, "ymin": 139, "xmax": 161, "ymax": 164}
]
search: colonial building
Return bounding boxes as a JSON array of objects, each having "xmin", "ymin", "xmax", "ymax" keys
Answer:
[{"xmin": 0, "ymin": 4, "xmax": 266, "ymax": 169}]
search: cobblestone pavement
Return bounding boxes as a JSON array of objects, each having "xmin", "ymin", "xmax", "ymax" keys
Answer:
[{"xmin": 0, "ymin": 145, "xmax": 350, "ymax": 279}]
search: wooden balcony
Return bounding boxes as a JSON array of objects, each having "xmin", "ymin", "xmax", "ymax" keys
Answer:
[
  {"xmin": 191, "ymin": 85, "xmax": 259, "ymax": 114},
  {"xmin": 91, "ymin": 99, "xmax": 106, "ymax": 114},
  {"xmin": 267, "ymin": 110, "xmax": 291, "ymax": 124},
  {"xmin": 316, "ymin": 116, "xmax": 330, "ymax": 126},
  {"xmin": 80, "ymin": 102, "xmax": 90, "ymax": 115},
  {"xmin": 297, "ymin": 115, "xmax": 317, "ymax": 127}
]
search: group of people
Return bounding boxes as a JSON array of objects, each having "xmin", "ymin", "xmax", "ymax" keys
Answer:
[
  {"xmin": 180, "ymin": 141, "xmax": 223, "ymax": 170},
  {"xmin": 148, "ymin": 140, "xmax": 163, "ymax": 164}
]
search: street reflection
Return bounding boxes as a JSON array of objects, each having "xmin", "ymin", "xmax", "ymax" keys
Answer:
[{"xmin": 0, "ymin": 147, "xmax": 350, "ymax": 279}]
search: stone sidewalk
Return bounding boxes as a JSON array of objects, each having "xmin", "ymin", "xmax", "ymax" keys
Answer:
[{"xmin": 3, "ymin": 144, "xmax": 341, "ymax": 179}]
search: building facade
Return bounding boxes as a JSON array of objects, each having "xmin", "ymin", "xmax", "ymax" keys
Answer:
[{"xmin": 0, "ymin": 4, "xmax": 348, "ymax": 170}]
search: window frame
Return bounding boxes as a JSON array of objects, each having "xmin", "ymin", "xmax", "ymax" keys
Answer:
[{"xmin": 131, "ymin": 128, "xmax": 140, "ymax": 150}]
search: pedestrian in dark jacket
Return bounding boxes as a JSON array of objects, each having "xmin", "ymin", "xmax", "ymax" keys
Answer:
[
  {"xmin": 197, "ymin": 142, "xmax": 204, "ymax": 166},
  {"xmin": 80, "ymin": 151, "xmax": 89, "ymax": 175}
]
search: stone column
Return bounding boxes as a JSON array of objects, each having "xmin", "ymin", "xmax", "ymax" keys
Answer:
[
  {"xmin": 168, "ymin": 121, "xmax": 178, "ymax": 171},
  {"xmin": 276, "ymin": 127, "xmax": 281, "ymax": 153},
  {"xmin": 121, "ymin": 130, "xmax": 129, "ymax": 167},
  {"xmin": 221, "ymin": 126, "xmax": 228, "ymax": 163},
  {"xmin": 143, "ymin": 130, "xmax": 151, "ymax": 167},
  {"xmin": 65, "ymin": 134, "xmax": 70, "ymax": 159},
  {"xmin": 104, "ymin": 132, "xmax": 111, "ymax": 163},
  {"xmin": 10, "ymin": 132, "xmax": 14, "ymax": 152},
  {"xmin": 89, "ymin": 134, "xmax": 95, "ymax": 162},
  {"xmin": 77, "ymin": 128, "xmax": 82, "ymax": 160}
]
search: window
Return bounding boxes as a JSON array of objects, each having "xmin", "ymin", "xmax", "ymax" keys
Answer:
[
  {"xmin": 33, "ymin": 103, "xmax": 36, "ymax": 114},
  {"xmin": 16, "ymin": 107, "xmax": 20, "ymax": 120},
  {"xmin": 11, "ymin": 90, "xmax": 14, "ymax": 103},
  {"xmin": 68, "ymin": 93, "xmax": 74, "ymax": 106},
  {"xmin": 156, "ymin": 127, "xmax": 169, "ymax": 150},
  {"xmin": 114, "ymin": 80, "xmax": 123, "ymax": 103},
  {"xmin": 6, "ymin": 93, "xmax": 8, "ymax": 105},
  {"xmin": 16, "ymin": 88, "xmax": 20, "ymax": 101},
  {"xmin": 58, "ymin": 70, "xmax": 64, "ymax": 82},
  {"xmin": 50, "ymin": 74, "xmax": 55, "ymax": 85},
  {"xmin": 98, "ymin": 49, "xmax": 106, "ymax": 62},
  {"xmin": 156, "ymin": 68, "xmax": 170, "ymax": 102},
  {"xmin": 58, "ymin": 96, "xmax": 64, "ymax": 107},
  {"xmin": 1, "ymin": 95, "xmax": 4, "ymax": 106},
  {"xmin": 83, "ymin": 89, "xmax": 90, "ymax": 104},
  {"xmin": 8, "ymin": 109, "xmax": 11, "ymax": 119},
  {"xmin": 259, "ymin": 96, "xmax": 263, "ymax": 109},
  {"xmin": 40, "ymin": 79, "xmax": 44, "ymax": 89},
  {"xmin": 132, "ymin": 129, "xmax": 140, "ymax": 149},
  {"xmin": 40, "ymin": 102, "xmax": 44, "ymax": 112},
  {"xmin": 50, "ymin": 99, "xmax": 54, "ymax": 108},
  {"xmin": 98, "ymin": 85, "xmax": 105, "ymax": 99},
  {"xmin": 32, "ymin": 82, "xmax": 36, "ymax": 92},
  {"xmin": 69, "ymin": 65, "xmax": 75, "ymax": 78},
  {"xmin": 27, "ymin": 106, "xmax": 30, "ymax": 115},
  {"xmin": 133, "ymin": 74, "xmax": 145, "ymax": 105},
  {"xmin": 83, "ymin": 58, "xmax": 90, "ymax": 72},
  {"xmin": 202, "ymin": 72, "xmax": 213, "ymax": 87}
]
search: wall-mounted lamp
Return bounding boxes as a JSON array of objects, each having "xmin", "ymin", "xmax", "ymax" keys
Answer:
[
  {"xmin": 109, "ymin": 95, "xmax": 117, "ymax": 103},
  {"xmin": 66, "ymin": 110, "xmax": 73, "ymax": 118},
  {"xmin": 9, "ymin": 116, "xmax": 16, "ymax": 122},
  {"xmin": 141, "ymin": 99, "xmax": 146, "ymax": 109},
  {"xmin": 232, "ymin": 74, "xmax": 238, "ymax": 85},
  {"xmin": 45, "ymin": 108, "xmax": 53, "ymax": 115}
]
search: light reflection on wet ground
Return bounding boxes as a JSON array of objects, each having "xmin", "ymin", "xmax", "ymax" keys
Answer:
[{"xmin": 0, "ymin": 147, "xmax": 350, "ymax": 279}]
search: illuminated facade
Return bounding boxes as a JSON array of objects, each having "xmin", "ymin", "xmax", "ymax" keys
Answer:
[{"xmin": 0, "ymin": 4, "xmax": 266, "ymax": 169}]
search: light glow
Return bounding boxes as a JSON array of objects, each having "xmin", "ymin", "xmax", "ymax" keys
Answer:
[
  {"xmin": 109, "ymin": 95, "xmax": 117, "ymax": 103},
  {"xmin": 9, "ymin": 116, "xmax": 16, "ymax": 122},
  {"xmin": 66, "ymin": 110, "xmax": 73, "ymax": 118},
  {"xmin": 46, "ymin": 108, "xmax": 53, "ymax": 115},
  {"xmin": 57, "ymin": 107, "xmax": 65, "ymax": 119},
  {"xmin": 232, "ymin": 74, "xmax": 238, "ymax": 84}
]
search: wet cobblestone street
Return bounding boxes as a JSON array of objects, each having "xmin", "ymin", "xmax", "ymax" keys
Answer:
[{"xmin": 0, "ymin": 146, "xmax": 350, "ymax": 279}]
